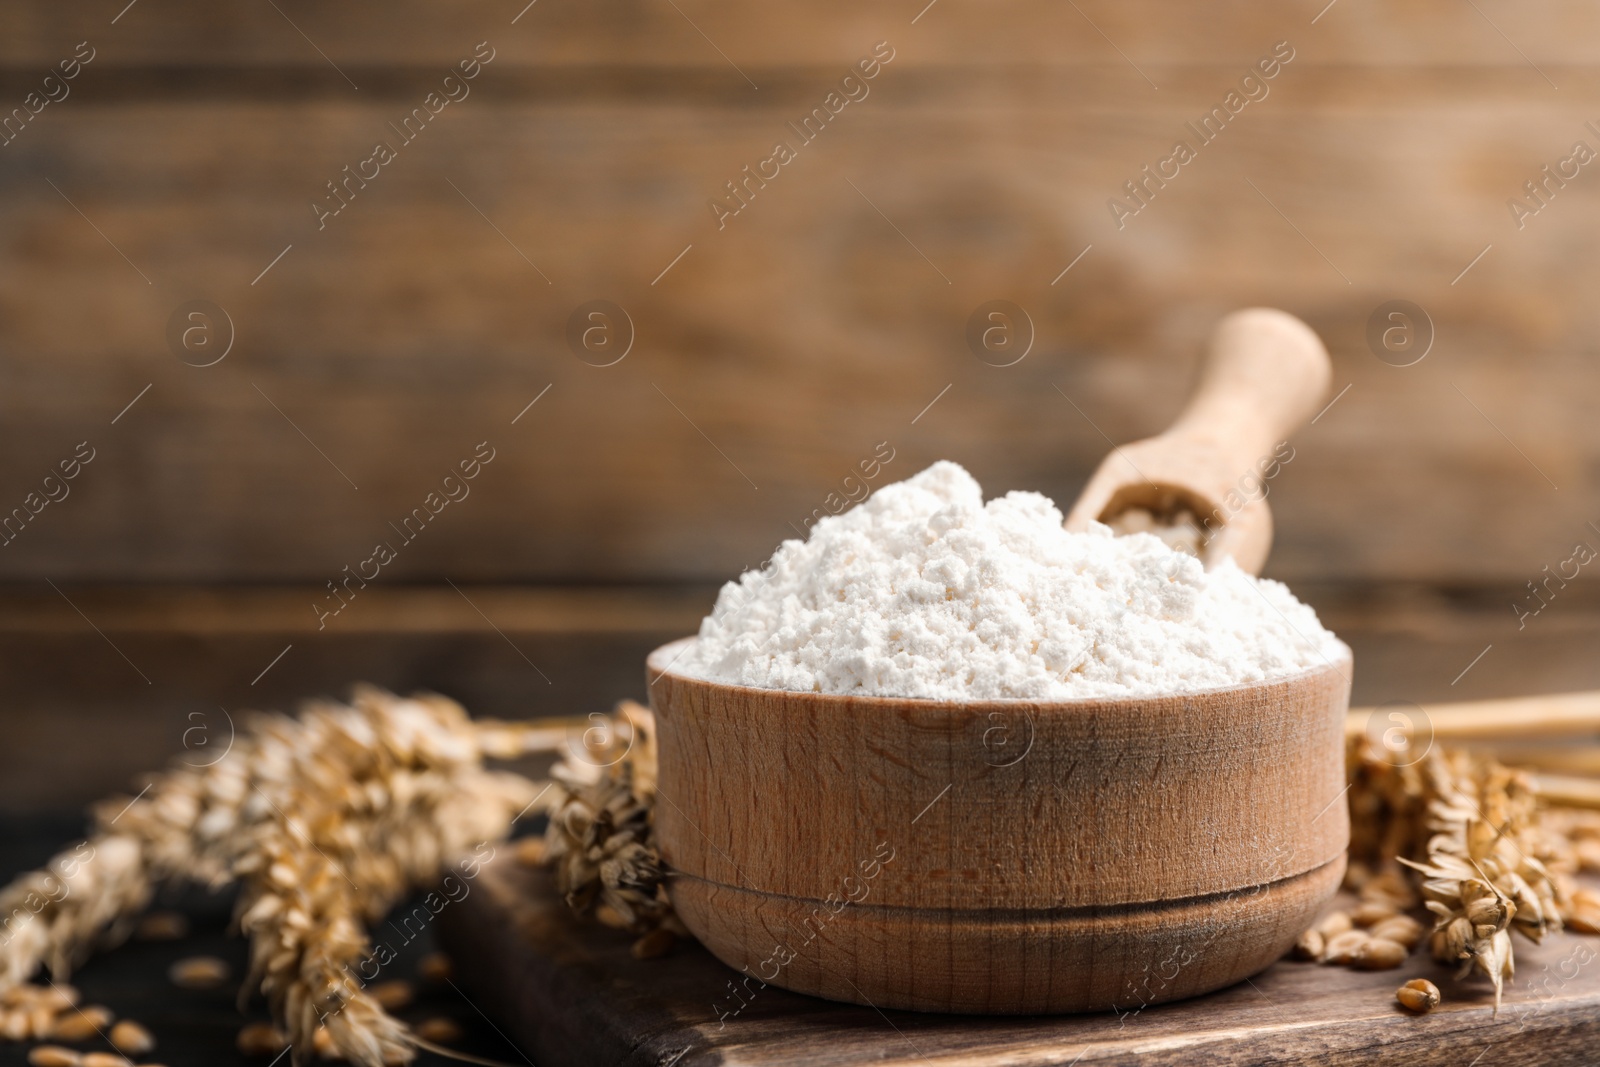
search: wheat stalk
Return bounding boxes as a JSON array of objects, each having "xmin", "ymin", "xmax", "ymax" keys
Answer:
[
  {"xmin": 1334, "ymin": 733, "xmax": 1585, "ymax": 1009},
  {"xmin": 0, "ymin": 687, "xmax": 559, "ymax": 1066},
  {"xmin": 538, "ymin": 702, "xmax": 677, "ymax": 938}
]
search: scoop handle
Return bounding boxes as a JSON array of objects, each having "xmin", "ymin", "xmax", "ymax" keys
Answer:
[
  {"xmin": 1062, "ymin": 308, "xmax": 1331, "ymax": 575},
  {"xmin": 1165, "ymin": 308, "xmax": 1332, "ymax": 472}
]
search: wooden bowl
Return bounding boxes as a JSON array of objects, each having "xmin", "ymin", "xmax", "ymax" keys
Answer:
[{"xmin": 647, "ymin": 637, "xmax": 1352, "ymax": 1014}]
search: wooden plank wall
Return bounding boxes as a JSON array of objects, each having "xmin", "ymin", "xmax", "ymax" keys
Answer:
[
  {"xmin": 3, "ymin": 1, "xmax": 1599, "ymax": 809},
  {"xmin": 1, "ymin": 0, "xmax": 1596, "ymax": 585}
]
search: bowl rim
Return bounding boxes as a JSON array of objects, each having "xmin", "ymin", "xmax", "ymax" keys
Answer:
[{"xmin": 646, "ymin": 634, "xmax": 1354, "ymax": 710}]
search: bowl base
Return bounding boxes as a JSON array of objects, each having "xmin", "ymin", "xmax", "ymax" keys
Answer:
[{"xmin": 670, "ymin": 854, "xmax": 1345, "ymax": 1014}]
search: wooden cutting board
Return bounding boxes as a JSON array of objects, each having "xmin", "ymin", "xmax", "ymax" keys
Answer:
[{"xmin": 439, "ymin": 861, "xmax": 1600, "ymax": 1066}]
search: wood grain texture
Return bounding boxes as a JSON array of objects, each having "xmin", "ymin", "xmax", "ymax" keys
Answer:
[
  {"xmin": 441, "ymin": 859, "xmax": 1600, "ymax": 1067},
  {"xmin": 1065, "ymin": 308, "xmax": 1330, "ymax": 574},
  {"xmin": 1348, "ymin": 689, "xmax": 1600, "ymax": 742},
  {"xmin": 5, "ymin": 0, "xmax": 1600, "ymax": 67},
  {"xmin": 0, "ymin": 2, "xmax": 1595, "ymax": 586},
  {"xmin": 0, "ymin": 580, "xmax": 1593, "ymax": 816},
  {"xmin": 647, "ymin": 639, "xmax": 1352, "ymax": 1012},
  {"xmin": 0, "ymin": 585, "xmax": 712, "ymax": 814}
]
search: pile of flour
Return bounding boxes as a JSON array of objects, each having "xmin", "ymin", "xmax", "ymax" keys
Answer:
[{"xmin": 677, "ymin": 461, "xmax": 1345, "ymax": 700}]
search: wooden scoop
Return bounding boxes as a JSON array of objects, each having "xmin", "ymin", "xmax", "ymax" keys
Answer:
[{"xmin": 1064, "ymin": 308, "xmax": 1331, "ymax": 574}]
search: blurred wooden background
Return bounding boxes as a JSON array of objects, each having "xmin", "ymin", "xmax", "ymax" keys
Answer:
[{"xmin": 2, "ymin": 0, "xmax": 1598, "ymax": 810}]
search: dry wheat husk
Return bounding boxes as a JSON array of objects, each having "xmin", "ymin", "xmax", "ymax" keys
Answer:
[
  {"xmin": 0, "ymin": 687, "xmax": 561, "ymax": 1066},
  {"xmin": 539, "ymin": 702, "xmax": 680, "ymax": 941},
  {"xmin": 226, "ymin": 690, "xmax": 544, "ymax": 1066},
  {"xmin": 0, "ymin": 691, "xmax": 841, "ymax": 1059},
  {"xmin": 1401, "ymin": 749, "xmax": 1561, "ymax": 1009},
  {"xmin": 1332, "ymin": 732, "xmax": 1583, "ymax": 1010}
]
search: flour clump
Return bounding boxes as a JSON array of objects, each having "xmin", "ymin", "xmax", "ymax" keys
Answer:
[{"xmin": 677, "ymin": 461, "xmax": 1345, "ymax": 700}]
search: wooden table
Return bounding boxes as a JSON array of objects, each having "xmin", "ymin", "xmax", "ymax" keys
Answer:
[{"xmin": 441, "ymin": 862, "xmax": 1600, "ymax": 1066}]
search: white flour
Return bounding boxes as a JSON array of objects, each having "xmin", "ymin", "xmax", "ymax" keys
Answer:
[{"xmin": 678, "ymin": 461, "xmax": 1345, "ymax": 700}]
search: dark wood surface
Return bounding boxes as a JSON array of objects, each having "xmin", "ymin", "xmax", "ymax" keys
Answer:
[{"xmin": 441, "ymin": 860, "xmax": 1600, "ymax": 1067}]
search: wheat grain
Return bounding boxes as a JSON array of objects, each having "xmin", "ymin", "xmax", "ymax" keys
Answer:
[
  {"xmin": 1352, "ymin": 937, "xmax": 1408, "ymax": 970},
  {"xmin": 1314, "ymin": 911, "xmax": 1352, "ymax": 939},
  {"xmin": 131, "ymin": 914, "xmax": 187, "ymax": 942},
  {"xmin": 1290, "ymin": 929, "xmax": 1323, "ymax": 961},
  {"xmin": 1351, "ymin": 900, "xmax": 1400, "ymax": 926},
  {"xmin": 236, "ymin": 1021, "xmax": 286, "ymax": 1056},
  {"xmin": 415, "ymin": 953, "xmax": 451, "ymax": 984},
  {"xmin": 48, "ymin": 1006, "xmax": 112, "ymax": 1044},
  {"xmin": 411, "ymin": 1018, "xmax": 461, "ymax": 1044},
  {"xmin": 80, "ymin": 1053, "xmax": 132, "ymax": 1067},
  {"xmin": 630, "ymin": 928, "xmax": 676, "ymax": 960},
  {"xmin": 1396, "ymin": 978, "xmax": 1440, "ymax": 1013},
  {"xmin": 27, "ymin": 1047, "xmax": 81, "ymax": 1067},
  {"xmin": 1369, "ymin": 915, "xmax": 1423, "ymax": 950},
  {"xmin": 109, "ymin": 1020, "xmax": 154, "ymax": 1056},
  {"xmin": 1322, "ymin": 929, "xmax": 1369, "ymax": 964},
  {"xmin": 367, "ymin": 982, "xmax": 412, "ymax": 1012},
  {"xmin": 167, "ymin": 957, "xmax": 228, "ymax": 991}
]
